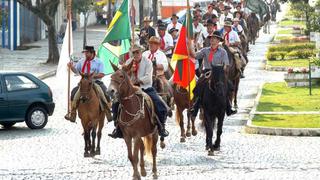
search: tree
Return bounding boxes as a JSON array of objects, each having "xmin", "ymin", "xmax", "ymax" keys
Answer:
[
  {"xmin": 152, "ymin": 0, "xmax": 158, "ymax": 25},
  {"xmin": 139, "ymin": 0, "xmax": 143, "ymax": 28},
  {"xmin": 72, "ymin": 0, "xmax": 96, "ymax": 49},
  {"xmin": 17, "ymin": 0, "xmax": 60, "ymax": 64}
]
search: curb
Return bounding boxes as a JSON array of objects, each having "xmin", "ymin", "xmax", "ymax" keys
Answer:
[
  {"xmin": 37, "ymin": 70, "xmax": 56, "ymax": 80},
  {"xmin": 265, "ymin": 65, "xmax": 288, "ymax": 71},
  {"xmin": 244, "ymin": 83, "xmax": 320, "ymax": 136}
]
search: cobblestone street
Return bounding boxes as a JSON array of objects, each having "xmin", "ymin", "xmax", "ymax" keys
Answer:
[{"xmin": 1, "ymin": 18, "xmax": 320, "ymax": 179}]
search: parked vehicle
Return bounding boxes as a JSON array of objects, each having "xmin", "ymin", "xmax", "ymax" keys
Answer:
[{"xmin": 0, "ymin": 72, "xmax": 55, "ymax": 129}]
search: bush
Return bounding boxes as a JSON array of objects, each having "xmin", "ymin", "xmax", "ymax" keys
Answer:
[
  {"xmin": 268, "ymin": 43, "xmax": 315, "ymax": 53},
  {"xmin": 286, "ymin": 49, "xmax": 314, "ymax": 59},
  {"xmin": 267, "ymin": 51, "xmax": 287, "ymax": 60}
]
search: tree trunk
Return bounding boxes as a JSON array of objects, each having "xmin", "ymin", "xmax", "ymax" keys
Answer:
[
  {"xmin": 47, "ymin": 23, "xmax": 60, "ymax": 64},
  {"xmin": 139, "ymin": 0, "xmax": 143, "ymax": 28},
  {"xmin": 152, "ymin": 0, "xmax": 158, "ymax": 25},
  {"xmin": 83, "ymin": 12, "xmax": 88, "ymax": 49},
  {"xmin": 107, "ymin": 1, "xmax": 112, "ymax": 26}
]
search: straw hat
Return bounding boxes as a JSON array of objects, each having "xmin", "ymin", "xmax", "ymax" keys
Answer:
[
  {"xmin": 149, "ymin": 36, "xmax": 161, "ymax": 44},
  {"xmin": 143, "ymin": 17, "xmax": 152, "ymax": 22},
  {"xmin": 131, "ymin": 44, "xmax": 144, "ymax": 53}
]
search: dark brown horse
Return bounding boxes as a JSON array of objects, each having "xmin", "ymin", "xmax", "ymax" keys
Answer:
[
  {"xmin": 246, "ymin": 13, "xmax": 260, "ymax": 45},
  {"xmin": 109, "ymin": 63, "xmax": 160, "ymax": 180},
  {"xmin": 78, "ymin": 73, "xmax": 105, "ymax": 157},
  {"xmin": 172, "ymin": 84, "xmax": 197, "ymax": 143}
]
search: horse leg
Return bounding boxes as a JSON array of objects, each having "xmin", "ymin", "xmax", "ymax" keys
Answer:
[
  {"xmin": 133, "ymin": 138, "xmax": 141, "ymax": 180},
  {"xmin": 90, "ymin": 126, "xmax": 97, "ymax": 157},
  {"xmin": 214, "ymin": 112, "xmax": 225, "ymax": 151},
  {"xmin": 177, "ymin": 107, "xmax": 186, "ymax": 143},
  {"xmin": 83, "ymin": 129, "xmax": 90, "ymax": 158},
  {"xmin": 152, "ymin": 133, "xmax": 158, "ymax": 179},
  {"xmin": 160, "ymin": 136, "xmax": 166, "ymax": 149},
  {"xmin": 96, "ymin": 114, "xmax": 105, "ymax": 155},
  {"xmin": 204, "ymin": 112, "xmax": 214, "ymax": 156},
  {"xmin": 138, "ymin": 138, "xmax": 146, "ymax": 177},
  {"xmin": 124, "ymin": 137, "xmax": 137, "ymax": 179},
  {"xmin": 190, "ymin": 112, "xmax": 197, "ymax": 136},
  {"xmin": 234, "ymin": 78, "xmax": 240, "ymax": 109}
]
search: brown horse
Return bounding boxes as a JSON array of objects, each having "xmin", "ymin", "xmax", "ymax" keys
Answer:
[
  {"xmin": 172, "ymin": 84, "xmax": 197, "ymax": 143},
  {"xmin": 246, "ymin": 13, "xmax": 260, "ymax": 45},
  {"xmin": 78, "ymin": 73, "xmax": 105, "ymax": 157},
  {"xmin": 109, "ymin": 63, "xmax": 160, "ymax": 180}
]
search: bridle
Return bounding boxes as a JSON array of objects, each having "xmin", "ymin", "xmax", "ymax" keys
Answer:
[{"xmin": 79, "ymin": 77, "xmax": 94, "ymax": 103}]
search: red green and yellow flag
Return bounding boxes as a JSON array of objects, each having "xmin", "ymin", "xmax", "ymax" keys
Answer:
[{"xmin": 172, "ymin": 0, "xmax": 196, "ymax": 100}]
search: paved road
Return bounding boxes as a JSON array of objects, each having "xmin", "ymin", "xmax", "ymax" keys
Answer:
[{"xmin": 1, "ymin": 22, "xmax": 320, "ymax": 180}]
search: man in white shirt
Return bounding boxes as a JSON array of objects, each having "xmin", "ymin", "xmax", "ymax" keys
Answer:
[
  {"xmin": 220, "ymin": 20, "xmax": 241, "ymax": 47},
  {"xmin": 193, "ymin": 16, "xmax": 205, "ymax": 48},
  {"xmin": 219, "ymin": 6, "xmax": 233, "ymax": 25},
  {"xmin": 232, "ymin": 18, "xmax": 244, "ymax": 34},
  {"xmin": 166, "ymin": 14, "xmax": 183, "ymax": 33},
  {"xmin": 157, "ymin": 24, "xmax": 174, "ymax": 58},
  {"xmin": 197, "ymin": 19, "xmax": 216, "ymax": 49}
]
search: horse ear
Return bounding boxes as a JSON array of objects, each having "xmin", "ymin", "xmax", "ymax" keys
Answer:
[
  {"xmin": 110, "ymin": 60, "xmax": 119, "ymax": 72},
  {"xmin": 123, "ymin": 60, "xmax": 134, "ymax": 72}
]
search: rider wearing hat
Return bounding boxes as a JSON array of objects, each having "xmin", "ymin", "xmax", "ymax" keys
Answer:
[
  {"xmin": 157, "ymin": 24, "xmax": 174, "ymax": 58},
  {"xmin": 166, "ymin": 14, "xmax": 182, "ymax": 33},
  {"xmin": 65, "ymin": 46, "xmax": 112, "ymax": 122},
  {"xmin": 109, "ymin": 44, "xmax": 170, "ymax": 138},
  {"xmin": 140, "ymin": 17, "xmax": 156, "ymax": 50},
  {"xmin": 188, "ymin": 31, "xmax": 237, "ymax": 119}
]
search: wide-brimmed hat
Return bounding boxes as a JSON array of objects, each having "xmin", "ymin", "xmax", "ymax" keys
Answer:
[
  {"xmin": 82, "ymin": 46, "xmax": 95, "ymax": 53},
  {"xmin": 193, "ymin": 3, "xmax": 200, "ymax": 8},
  {"xmin": 143, "ymin": 17, "xmax": 152, "ymax": 22},
  {"xmin": 223, "ymin": 20, "xmax": 233, "ymax": 27},
  {"xmin": 224, "ymin": 6, "xmax": 232, "ymax": 10},
  {"xmin": 131, "ymin": 44, "xmax": 144, "ymax": 53},
  {"xmin": 208, "ymin": 31, "xmax": 223, "ymax": 41},
  {"xmin": 171, "ymin": 14, "xmax": 179, "ymax": 19},
  {"xmin": 169, "ymin": 28, "xmax": 179, "ymax": 34},
  {"xmin": 233, "ymin": 18, "xmax": 240, "ymax": 22},
  {"xmin": 158, "ymin": 24, "xmax": 167, "ymax": 30},
  {"xmin": 149, "ymin": 36, "xmax": 161, "ymax": 44}
]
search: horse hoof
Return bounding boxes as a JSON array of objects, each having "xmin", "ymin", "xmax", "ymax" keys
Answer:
[
  {"xmin": 192, "ymin": 130, "xmax": 198, "ymax": 136},
  {"xmin": 84, "ymin": 152, "xmax": 90, "ymax": 158},
  {"xmin": 205, "ymin": 145, "xmax": 210, "ymax": 151},
  {"xmin": 133, "ymin": 175, "xmax": 141, "ymax": 180},
  {"xmin": 153, "ymin": 173, "xmax": 158, "ymax": 179},
  {"xmin": 186, "ymin": 131, "xmax": 191, "ymax": 137},
  {"xmin": 95, "ymin": 150, "xmax": 101, "ymax": 155},
  {"xmin": 208, "ymin": 150, "xmax": 214, "ymax": 156},
  {"xmin": 213, "ymin": 145, "xmax": 220, "ymax": 151},
  {"xmin": 90, "ymin": 152, "xmax": 95, "ymax": 157},
  {"xmin": 141, "ymin": 169, "xmax": 147, "ymax": 177},
  {"xmin": 160, "ymin": 141, "xmax": 166, "ymax": 149},
  {"xmin": 180, "ymin": 137, "xmax": 186, "ymax": 143}
]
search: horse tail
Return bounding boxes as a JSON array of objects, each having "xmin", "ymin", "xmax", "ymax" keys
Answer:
[{"xmin": 143, "ymin": 135, "xmax": 153, "ymax": 161}]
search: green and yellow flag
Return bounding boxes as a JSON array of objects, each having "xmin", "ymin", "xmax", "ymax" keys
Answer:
[{"xmin": 97, "ymin": 0, "xmax": 131, "ymax": 74}]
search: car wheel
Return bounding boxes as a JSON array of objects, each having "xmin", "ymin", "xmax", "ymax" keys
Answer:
[
  {"xmin": 25, "ymin": 106, "xmax": 48, "ymax": 129},
  {"xmin": 0, "ymin": 122, "xmax": 16, "ymax": 129}
]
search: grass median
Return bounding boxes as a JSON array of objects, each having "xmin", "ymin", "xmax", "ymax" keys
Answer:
[
  {"xmin": 252, "ymin": 82, "xmax": 320, "ymax": 128},
  {"xmin": 267, "ymin": 58, "xmax": 309, "ymax": 68}
]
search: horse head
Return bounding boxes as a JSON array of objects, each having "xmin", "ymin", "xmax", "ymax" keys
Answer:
[
  {"xmin": 210, "ymin": 65, "xmax": 226, "ymax": 96},
  {"xmin": 109, "ymin": 61, "xmax": 134, "ymax": 99},
  {"xmin": 79, "ymin": 72, "xmax": 95, "ymax": 103}
]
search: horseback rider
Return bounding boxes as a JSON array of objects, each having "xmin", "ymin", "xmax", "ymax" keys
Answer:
[
  {"xmin": 139, "ymin": 17, "xmax": 156, "ymax": 50},
  {"xmin": 108, "ymin": 44, "xmax": 170, "ymax": 138},
  {"xmin": 189, "ymin": 31, "xmax": 237, "ymax": 119},
  {"xmin": 64, "ymin": 46, "xmax": 111, "ymax": 122}
]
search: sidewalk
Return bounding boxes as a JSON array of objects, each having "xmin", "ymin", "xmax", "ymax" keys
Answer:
[{"xmin": 0, "ymin": 25, "xmax": 108, "ymax": 77}]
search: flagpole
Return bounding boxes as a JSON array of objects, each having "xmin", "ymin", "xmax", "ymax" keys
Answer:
[
  {"xmin": 67, "ymin": 0, "xmax": 72, "ymax": 115},
  {"xmin": 186, "ymin": 0, "xmax": 192, "ymax": 108},
  {"xmin": 130, "ymin": 0, "xmax": 135, "ymax": 47}
]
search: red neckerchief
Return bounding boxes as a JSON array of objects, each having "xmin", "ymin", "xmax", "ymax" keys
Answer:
[
  {"xmin": 81, "ymin": 53, "xmax": 95, "ymax": 73},
  {"xmin": 160, "ymin": 35, "xmax": 165, "ymax": 50},
  {"xmin": 224, "ymin": 29, "xmax": 231, "ymax": 45},
  {"xmin": 209, "ymin": 46, "xmax": 218, "ymax": 63},
  {"xmin": 173, "ymin": 22, "xmax": 177, "ymax": 28},
  {"xmin": 133, "ymin": 60, "xmax": 140, "ymax": 78},
  {"xmin": 148, "ymin": 50, "xmax": 156, "ymax": 61}
]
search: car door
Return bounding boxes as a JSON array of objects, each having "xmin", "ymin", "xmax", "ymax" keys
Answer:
[
  {"xmin": 0, "ymin": 75, "xmax": 9, "ymax": 120},
  {"xmin": 4, "ymin": 74, "xmax": 39, "ymax": 121}
]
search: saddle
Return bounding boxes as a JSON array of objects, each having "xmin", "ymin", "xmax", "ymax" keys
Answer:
[{"xmin": 227, "ymin": 46, "xmax": 247, "ymax": 71}]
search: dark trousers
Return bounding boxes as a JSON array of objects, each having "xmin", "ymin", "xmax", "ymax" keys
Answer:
[
  {"xmin": 143, "ymin": 87, "xmax": 168, "ymax": 124},
  {"xmin": 71, "ymin": 80, "xmax": 109, "ymax": 102}
]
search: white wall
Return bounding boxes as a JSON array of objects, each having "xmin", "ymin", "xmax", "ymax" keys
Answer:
[{"xmin": 79, "ymin": 12, "xmax": 97, "ymax": 28}]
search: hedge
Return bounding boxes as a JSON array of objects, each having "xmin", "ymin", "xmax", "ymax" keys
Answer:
[
  {"xmin": 268, "ymin": 43, "xmax": 315, "ymax": 53},
  {"xmin": 267, "ymin": 49, "xmax": 314, "ymax": 61}
]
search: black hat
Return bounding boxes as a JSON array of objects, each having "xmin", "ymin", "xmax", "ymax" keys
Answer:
[
  {"xmin": 82, "ymin": 46, "xmax": 95, "ymax": 53},
  {"xmin": 169, "ymin": 28, "xmax": 179, "ymax": 34},
  {"xmin": 194, "ymin": 3, "xmax": 200, "ymax": 8},
  {"xmin": 224, "ymin": 6, "xmax": 232, "ymax": 10},
  {"xmin": 158, "ymin": 24, "xmax": 167, "ymax": 30},
  {"xmin": 208, "ymin": 31, "xmax": 223, "ymax": 41},
  {"xmin": 171, "ymin": 14, "xmax": 179, "ymax": 19},
  {"xmin": 206, "ymin": 19, "xmax": 214, "ymax": 25},
  {"xmin": 211, "ymin": 14, "xmax": 218, "ymax": 19}
]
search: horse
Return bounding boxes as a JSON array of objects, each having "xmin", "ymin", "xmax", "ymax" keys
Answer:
[
  {"xmin": 200, "ymin": 65, "xmax": 227, "ymax": 156},
  {"xmin": 172, "ymin": 84, "xmax": 198, "ymax": 143},
  {"xmin": 78, "ymin": 73, "xmax": 105, "ymax": 157},
  {"xmin": 108, "ymin": 62, "xmax": 160, "ymax": 180},
  {"xmin": 246, "ymin": 13, "xmax": 260, "ymax": 45}
]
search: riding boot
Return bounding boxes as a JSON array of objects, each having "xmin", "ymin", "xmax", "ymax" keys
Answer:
[
  {"xmin": 64, "ymin": 101, "xmax": 77, "ymax": 123},
  {"xmin": 158, "ymin": 122, "xmax": 169, "ymax": 137},
  {"xmin": 108, "ymin": 120, "xmax": 123, "ymax": 139},
  {"xmin": 189, "ymin": 97, "xmax": 200, "ymax": 118},
  {"xmin": 226, "ymin": 99, "xmax": 237, "ymax": 116},
  {"xmin": 240, "ymin": 68, "xmax": 245, "ymax": 79}
]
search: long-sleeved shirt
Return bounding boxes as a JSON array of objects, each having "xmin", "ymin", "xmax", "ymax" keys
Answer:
[
  {"xmin": 125, "ymin": 57, "xmax": 153, "ymax": 89},
  {"xmin": 195, "ymin": 46, "xmax": 230, "ymax": 70}
]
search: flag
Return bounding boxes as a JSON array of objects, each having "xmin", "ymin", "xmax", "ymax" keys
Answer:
[
  {"xmin": 97, "ymin": 0, "xmax": 131, "ymax": 74},
  {"xmin": 245, "ymin": 0, "xmax": 269, "ymax": 20},
  {"xmin": 56, "ymin": 19, "xmax": 73, "ymax": 105},
  {"xmin": 172, "ymin": 0, "xmax": 196, "ymax": 100}
]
